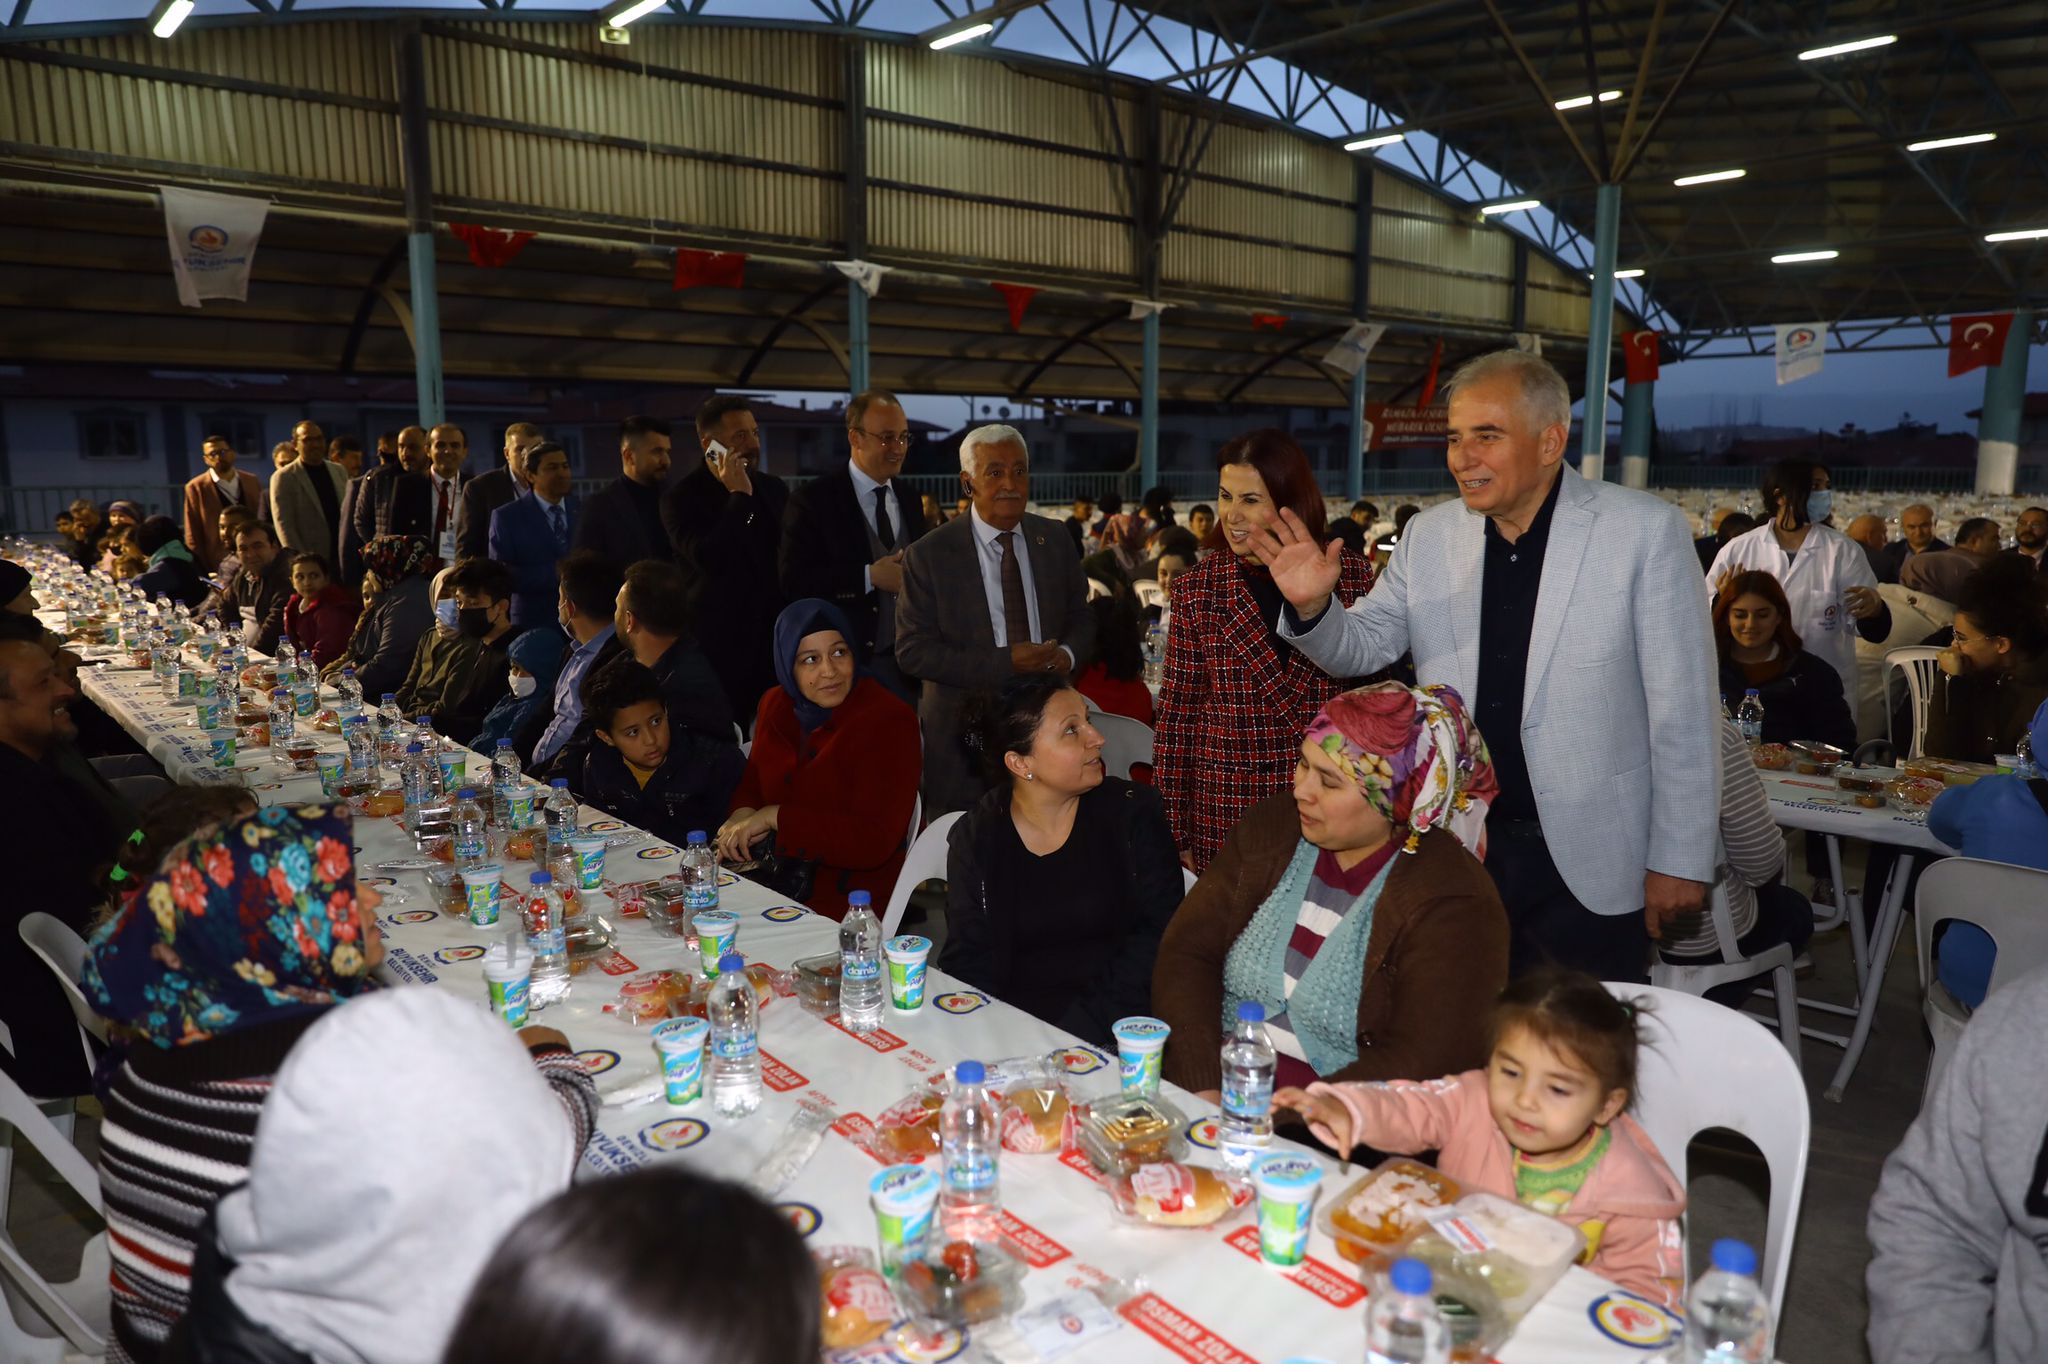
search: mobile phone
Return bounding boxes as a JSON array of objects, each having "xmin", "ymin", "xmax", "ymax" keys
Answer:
[{"xmin": 706, "ymin": 439, "xmax": 731, "ymax": 461}]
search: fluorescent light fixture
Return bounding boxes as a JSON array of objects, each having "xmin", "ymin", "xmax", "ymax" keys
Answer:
[
  {"xmin": 1798, "ymin": 34, "xmax": 1896, "ymax": 61},
  {"xmin": 1479, "ymin": 199, "xmax": 1541, "ymax": 216},
  {"xmin": 1587, "ymin": 268, "xmax": 1646, "ymax": 279},
  {"xmin": 600, "ymin": 0, "xmax": 665, "ymax": 27},
  {"xmin": 1771, "ymin": 249, "xmax": 1840, "ymax": 264},
  {"xmin": 1985, "ymin": 227, "xmax": 2048, "ymax": 243},
  {"xmin": 1906, "ymin": 132, "xmax": 1996, "ymax": 152},
  {"xmin": 1554, "ymin": 90, "xmax": 1623, "ymax": 110},
  {"xmin": 930, "ymin": 21, "xmax": 996, "ymax": 49},
  {"xmin": 1344, "ymin": 132, "xmax": 1406, "ymax": 151},
  {"xmin": 148, "ymin": 0, "xmax": 194, "ymax": 38},
  {"xmin": 1673, "ymin": 168, "xmax": 1746, "ymax": 186}
]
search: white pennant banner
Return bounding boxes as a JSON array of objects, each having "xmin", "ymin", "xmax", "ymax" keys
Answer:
[
  {"xmin": 830, "ymin": 260, "xmax": 891, "ymax": 298},
  {"xmin": 1127, "ymin": 299, "xmax": 1171, "ymax": 322},
  {"xmin": 1773, "ymin": 322, "xmax": 1826, "ymax": 386},
  {"xmin": 1513, "ymin": 331, "xmax": 1544, "ymax": 356},
  {"xmin": 1322, "ymin": 321, "xmax": 1387, "ymax": 377},
  {"xmin": 160, "ymin": 185, "xmax": 269, "ymax": 308}
]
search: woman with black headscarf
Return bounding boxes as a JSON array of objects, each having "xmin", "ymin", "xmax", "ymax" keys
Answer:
[
  {"xmin": 322, "ymin": 533, "xmax": 435, "ymax": 700},
  {"xmin": 716, "ymin": 597, "xmax": 920, "ymax": 920}
]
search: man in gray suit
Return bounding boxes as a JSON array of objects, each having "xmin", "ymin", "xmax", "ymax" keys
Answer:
[
  {"xmin": 268, "ymin": 420, "xmax": 349, "ymax": 562},
  {"xmin": 898, "ymin": 424, "xmax": 1097, "ymax": 817},
  {"xmin": 1255, "ymin": 349, "xmax": 1718, "ymax": 981}
]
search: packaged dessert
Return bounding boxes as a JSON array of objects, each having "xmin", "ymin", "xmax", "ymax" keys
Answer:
[
  {"xmin": 1391, "ymin": 1192, "xmax": 1583, "ymax": 1338},
  {"xmin": 607, "ymin": 969, "xmax": 696, "ymax": 1026},
  {"xmin": 1788, "ymin": 741, "xmax": 1845, "ymax": 775},
  {"xmin": 1075, "ymin": 1092, "xmax": 1188, "ymax": 1175},
  {"xmin": 1318, "ymin": 1157, "xmax": 1463, "ymax": 1265},
  {"xmin": 1904, "ymin": 756, "xmax": 1998, "ymax": 786},
  {"xmin": 1749, "ymin": 742, "xmax": 1792, "ymax": 771},
  {"xmin": 815, "ymin": 1247, "xmax": 894, "ymax": 1349},
  {"xmin": 1888, "ymin": 775, "xmax": 1944, "ymax": 811},
  {"xmin": 1107, "ymin": 1161, "xmax": 1253, "ymax": 1228},
  {"xmin": 1000, "ymin": 1064, "xmax": 1075, "ymax": 1155},
  {"xmin": 794, "ymin": 952, "xmax": 842, "ymax": 1017},
  {"xmin": 868, "ymin": 1081, "xmax": 947, "ymax": 1163},
  {"xmin": 1835, "ymin": 768, "xmax": 1892, "ymax": 793},
  {"xmin": 897, "ymin": 1240, "xmax": 1027, "ymax": 1327}
]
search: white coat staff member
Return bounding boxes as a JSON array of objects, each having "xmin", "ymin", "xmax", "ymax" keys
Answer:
[{"xmin": 1706, "ymin": 457, "xmax": 1889, "ymax": 697}]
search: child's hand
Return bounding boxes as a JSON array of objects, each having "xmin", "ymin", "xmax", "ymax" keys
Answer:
[{"xmin": 1273, "ymin": 1085, "xmax": 1354, "ymax": 1156}]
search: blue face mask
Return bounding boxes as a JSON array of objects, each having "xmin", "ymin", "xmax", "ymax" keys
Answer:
[
  {"xmin": 1805, "ymin": 489, "xmax": 1833, "ymax": 524},
  {"xmin": 435, "ymin": 598, "xmax": 458, "ymax": 630}
]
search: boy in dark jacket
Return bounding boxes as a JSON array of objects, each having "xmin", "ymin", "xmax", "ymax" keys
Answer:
[{"xmin": 579, "ymin": 658, "xmax": 744, "ymax": 847}]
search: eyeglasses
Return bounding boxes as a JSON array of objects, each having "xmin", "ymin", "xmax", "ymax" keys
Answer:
[{"xmin": 853, "ymin": 428, "xmax": 918, "ymax": 450}]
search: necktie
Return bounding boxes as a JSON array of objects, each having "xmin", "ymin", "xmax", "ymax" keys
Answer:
[
  {"xmin": 549, "ymin": 502, "xmax": 567, "ymax": 550},
  {"xmin": 434, "ymin": 482, "xmax": 450, "ymax": 540},
  {"xmin": 873, "ymin": 486, "xmax": 896, "ymax": 551},
  {"xmin": 997, "ymin": 531, "xmax": 1033, "ymax": 645}
]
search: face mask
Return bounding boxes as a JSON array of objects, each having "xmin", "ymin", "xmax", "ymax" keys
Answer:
[
  {"xmin": 457, "ymin": 606, "xmax": 493, "ymax": 639},
  {"xmin": 1805, "ymin": 490, "xmax": 1833, "ymax": 524},
  {"xmin": 434, "ymin": 599, "xmax": 458, "ymax": 631},
  {"xmin": 509, "ymin": 672, "xmax": 537, "ymax": 698}
]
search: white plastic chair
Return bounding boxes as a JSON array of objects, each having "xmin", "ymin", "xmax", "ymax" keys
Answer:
[
  {"xmin": 1088, "ymin": 710, "xmax": 1155, "ymax": 781},
  {"xmin": 1182, "ymin": 866, "xmax": 1197, "ymax": 895},
  {"xmin": 19, "ymin": 914, "xmax": 107, "ymax": 1060},
  {"xmin": 0, "ymin": 1067, "xmax": 109, "ymax": 1360},
  {"xmin": 881, "ymin": 812, "xmax": 963, "ymax": 938},
  {"xmin": 1649, "ymin": 883, "xmax": 1802, "ymax": 1074},
  {"xmin": 1133, "ymin": 579, "xmax": 1166, "ymax": 610},
  {"xmin": 1605, "ymin": 982, "xmax": 1810, "ymax": 1339},
  {"xmin": 1914, "ymin": 858, "xmax": 2048, "ymax": 1099},
  {"xmin": 1085, "ymin": 577, "xmax": 1114, "ymax": 602},
  {"xmin": 1884, "ymin": 646, "xmax": 1943, "ymax": 759}
]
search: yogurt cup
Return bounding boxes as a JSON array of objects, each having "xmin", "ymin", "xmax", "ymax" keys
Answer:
[
  {"xmin": 436, "ymin": 750, "xmax": 465, "ymax": 790},
  {"xmin": 482, "ymin": 937, "xmax": 532, "ymax": 1027},
  {"xmin": 651, "ymin": 1016, "xmax": 709, "ymax": 1106},
  {"xmin": 1112, "ymin": 1016, "xmax": 1172, "ymax": 1096},
  {"xmin": 884, "ymin": 934, "xmax": 932, "ymax": 1012},
  {"xmin": 463, "ymin": 864, "xmax": 505, "ymax": 927},
  {"xmin": 694, "ymin": 910, "xmax": 739, "ymax": 976},
  {"xmin": 869, "ymin": 1163, "xmax": 940, "ymax": 1278},
  {"xmin": 1251, "ymin": 1153, "xmax": 1324, "ymax": 1267},
  {"xmin": 314, "ymin": 750, "xmax": 345, "ymax": 798},
  {"xmin": 208, "ymin": 734, "xmax": 238, "ymax": 769},
  {"xmin": 197, "ymin": 697, "xmax": 223, "ymax": 732},
  {"xmin": 569, "ymin": 835, "xmax": 607, "ymax": 891}
]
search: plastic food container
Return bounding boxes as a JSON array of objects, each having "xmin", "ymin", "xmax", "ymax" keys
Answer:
[
  {"xmin": 867, "ymin": 1081, "xmax": 948, "ymax": 1163},
  {"xmin": 1107, "ymin": 1161, "xmax": 1254, "ymax": 1228},
  {"xmin": 794, "ymin": 952, "xmax": 842, "ymax": 1017},
  {"xmin": 1835, "ymin": 768, "xmax": 1892, "ymax": 793},
  {"xmin": 1888, "ymin": 775, "xmax": 1944, "ymax": 812},
  {"xmin": 1789, "ymin": 741, "xmax": 1846, "ymax": 775},
  {"xmin": 1749, "ymin": 742, "xmax": 1792, "ymax": 771},
  {"xmin": 562, "ymin": 916, "xmax": 617, "ymax": 973},
  {"xmin": 425, "ymin": 867, "xmax": 466, "ymax": 919},
  {"xmin": 1388, "ymin": 1192, "xmax": 1584, "ymax": 1360},
  {"xmin": 1075, "ymin": 1092, "xmax": 1188, "ymax": 1175},
  {"xmin": 1317, "ymin": 1157, "xmax": 1465, "ymax": 1265},
  {"xmin": 1904, "ymin": 756, "xmax": 1999, "ymax": 786},
  {"xmin": 897, "ymin": 1241, "xmax": 1027, "ymax": 1327},
  {"xmin": 998, "ymin": 1060, "xmax": 1075, "ymax": 1155}
]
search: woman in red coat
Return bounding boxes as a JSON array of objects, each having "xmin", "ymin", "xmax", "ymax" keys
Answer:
[
  {"xmin": 717, "ymin": 598, "xmax": 921, "ymax": 920},
  {"xmin": 282, "ymin": 552, "xmax": 361, "ymax": 671},
  {"xmin": 1156, "ymin": 430, "xmax": 1376, "ymax": 872}
]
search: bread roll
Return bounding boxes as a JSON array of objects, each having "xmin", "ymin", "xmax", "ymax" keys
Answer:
[{"xmin": 1118, "ymin": 1162, "xmax": 1249, "ymax": 1227}]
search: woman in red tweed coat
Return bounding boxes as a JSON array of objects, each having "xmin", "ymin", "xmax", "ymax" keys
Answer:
[{"xmin": 1156, "ymin": 430, "xmax": 1376, "ymax": 871}]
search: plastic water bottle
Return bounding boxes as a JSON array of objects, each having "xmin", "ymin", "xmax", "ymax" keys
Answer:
[
  {"xmin": 336, "ymin": 667, "xmax": 363, "ymax": 717},
  {"xmin": 525, "ymin": 871, "xmax": 571, "ymax": 1009},
  {"xmin": 838, "ymin": 891, "xmax": 884, "ymax": 1034},
  {"xmin": 1720, "ymin": 694, "xmax": 1733, "ymax": 725},
  {"xmin": 376, "ymin": 693, "xmax": 407, "ymax": 765},
  {"xmin": 1366, "ymin": 1258, "xmax": 1451, "ymax": 1364},
  {"xmin": 415, "ymin": 718, "xmax": 445, "ymax": 797},
  {"xmin": 343, "ymin": 715, "xmax": 376, "ymax": 788},
  {"xmin": 939, "ymin": 1060, "xmax": 1003, "ymax": 1243},
  {"xmin": 708, "ymin": 952, "xmax": 762, "ymax": 1118},
  {"xmin": 492, "ymin": 740, "xmax": 521, "ymax": 820},
  {"xmin": 1219, "ymin": 1000, "xmax": 1277, "ymax": 1170},
  {"xmin": 275, "ymin": 638, "xmax": 298, "ymax": 687},
  {"xmin": 1736, "ymin": 689, "xmax": 1765, "ymax": 748},
  {"xmin": 2016, "ymin": 729, "xmax": 2036, "ymax": 779},
  {"xmin": 268, "ymin": 687, "xmax": 295, "ymax": 760},
  {"xmin": 453, "ymin": 787, "xmax": 487, "ymax": 871},
  {"xmin": 1682, "ymin": 1239, "xmax": 1770, "ymax": 1363},
  {"xmin": 414, "ymin": 715, "xmax": 440, "ymax": 751},
  {"xmin": 1142, "ymin": 621, "xmax": 1167, "ymax": 688},
  {"xmin": 681, "ymin": 831, "xmax": 719, "ymax": 911},
  {"xmin": 400, "ymin": 742, "xmax": 433, "ymax": 830},
  {"xmin": 544, "ymin": 778, "xmax": 578, "ymax": 855}
]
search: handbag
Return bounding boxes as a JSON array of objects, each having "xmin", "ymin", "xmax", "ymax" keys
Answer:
[{"xmin": 734, "ymin": 831, "xmax": 818, "ymax": 904}]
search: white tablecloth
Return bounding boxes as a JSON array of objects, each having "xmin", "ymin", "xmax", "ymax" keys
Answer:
[{"xmin": 67, "ymin": 644, "xmax": 1687, "ymax": 1364}]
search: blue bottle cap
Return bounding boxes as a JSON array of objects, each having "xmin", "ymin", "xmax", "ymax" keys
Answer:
[
  {"xmin": 1744, "ymin": 688, "xmax": 1760, "ymax": 696},
  {"xmin": 406, "ymin": 743, "xmax": 425, "ymax": 754},
  {"xmin": 1709, "ymin": 1239, "xmax": 1757, "ymax": 1277},
  {"xmin": 530, "ymin": 871, "xmax": 552, "ymax": 886},
  {"xmin": 497, "ymin": 739, "xmax": 512, "ymax": 749},
  {"xmin": 382, "ymin": 692, "xmax": 397, "ymax": 702},
  {"xmin": 457, "ymin": 788, "xmax": 475, "ymax": 800},
  {"xmin": 1236, "ymin": 1000, "xmax": 1265, "ymax": 1023},
  {"xmin": 687, "ymin": 830, "xmax": 709, "ymax": 844},
  {"xmin": 1389, "ymin": 1257, "xmax": 1432, "ymax": 1296},
  {"xmin": 955, "ymin": 1060, "xmax": 986, "ymax": 1085},
  {"xmin": 850, "ymin": 891, "xmax": 872, "ymax": 907},
  {"xmin": 719, "ymin": 952, "xmax": 745, "ymax": 973}
]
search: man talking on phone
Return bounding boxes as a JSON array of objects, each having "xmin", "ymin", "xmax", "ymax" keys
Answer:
[{"xmin": 663, "ymin": 395, "xmax": 789, "ymax": 726}]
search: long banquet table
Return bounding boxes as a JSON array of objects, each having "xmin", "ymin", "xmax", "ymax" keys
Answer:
[{"xmin": 58, "ymin": 636, "xmax": 1720, "ymax": 1364}]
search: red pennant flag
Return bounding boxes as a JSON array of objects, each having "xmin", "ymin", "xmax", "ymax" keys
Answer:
[
  {"xmin": 992, "ymin": 282, "xmax": 1038, "ymax": 330},
  {"xmin": 1418, "ymin": 337, "xmax": 1445, "ymax": 408},
  {"xmin": 448, "ymin": 223, "xmax": 535, "ymax": 269},
  {"xmin": 1250, "ymin": 313, "xmax": 1288, "ymax": 332},
  {"xmin": 1948, "ymin": 311, "xmax": 2015, "ymax": 378},
  {"xmin": 1622, "ymin": 329, "xmax": 1661, "ymax": 384},
  {"xmin": 673, "ymin": 248, "xmax": 746, "ymax": 291}
]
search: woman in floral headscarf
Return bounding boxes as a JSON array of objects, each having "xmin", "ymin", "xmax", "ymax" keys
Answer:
[
  {"xmin": 82, "ymin": 803, "xmax": 383, "ymax": 1364},
  {"xmin": 320, "ymin": 533, "xmax": 435, "ymax": 699},
  {"xmin": 1154, "ymin": 682, "xmax": 1508, "ymax": 1097}
]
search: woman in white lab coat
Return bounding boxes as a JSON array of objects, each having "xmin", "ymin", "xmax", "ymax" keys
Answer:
[{"xmin": 1706, "ymin": 457, "xmax": 1889, "ymax": 697}]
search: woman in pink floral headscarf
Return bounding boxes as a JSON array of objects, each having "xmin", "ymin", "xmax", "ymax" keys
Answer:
[{"xmin": 1155, "ymin": 682, "xmax": 1508, "ymax": 1095}]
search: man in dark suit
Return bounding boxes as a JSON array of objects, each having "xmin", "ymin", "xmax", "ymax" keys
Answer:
[
  {"xmin": 352, "ymin": 424, "xmax": 427, "ymax": 556},
  {"xmin": 781, "ymin": 389, "xmax": 932, "ymax": 704},
  {"xmin": 613, "ymin": 559, "xmax": 733, "ymax": 745},
  {"xmin": 182, "ymin": 432, "xmax": 267, "ymax": 573},
  {"xmin": 2012, "ymin": 505, "xmax": 2048, "ymax": 575},
  {"xmin": 392, "ymin": 422, "xmax": 470, "ymax": 563},
  {"xmin": 332, "ymin": 435, "xmax": 372, "ymax": 584},
  {"xmin": 1871, "ymin": 503, "xmax": 1949, "ymax": 584},
  {"xmin": 662, "ymin": 395, "xmax": 788, "ymax": 724},
  {"xmin": 575, "ymin": 415, "xmax": 672, "ymax": 568},
  {"xmin": 489, "ymin": 441, "xmax": 581, "ymax": 629},
  {"xmin": 897, "ymin": 425, "xmax": 1097, "ymax": 817},
  {"xmin": 459, "ymin": 420, "xmax": 542, "ymax": 562}
]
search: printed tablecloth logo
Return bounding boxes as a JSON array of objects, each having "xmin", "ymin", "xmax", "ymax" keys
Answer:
[
  {"xmin": 777, "ymin": 1201, "xmax": 821, "ymax": 1238},
  {"xmin": 1052, "ymin": 1046, "xmax": 1108, "ymax": 1075},
  {"xmin": 1588, "ymin": 1292, "xmax": 1680, "ymax": 1348},
  {"xmin": 1118, "ymin": 1294, "xmax": 1258, "ymax": 1364},
  {"xmin": 575, "ymin": 1049, "xmax": 621, "ymax": 1076},
  {"xmin": 1184, "ymin": 1117, "xmax": 1221, "ymax": 1151},
  {"xmin": 995, "ymin": 1211, "xmax": 1070, "ymax": 1268},
  {"xmin": 1221, "ymin": 1225, "xmax": 1363, "ymax": 1308},
  {"xmin": 432, "ymin": 945, "xmax": 486, "ymax": 964},
  {"xmin": 933, "ymin": 991, "xmax": 987, "ymax": 1015},
  {"xmin": 884, "ymin": 1323, "xmax": 967, "ymax": 1364},
  {"xmin": 762, "ymin": 905, "xmax": 807, "ymax": 922},
  {"xmin": 584, "ymin": 819, "xmax": 626, "ymax": 833},
  {"xmin": 638, "ymin": 1117, "xmax": 709, "ymax": 1153},
  {"xmin": 637, "ymin": 845, "xmax": 679, "ymax": 861},
  {"xmin": 828, "ymin": 1017, "xmax": 907, "ymax": 1052},
  {"xmin": 386, "ymin": 909, "xmax": 437, "ymax": 925},
  {"xmin": 762, "ymin": 1051, "xmax": 809, "ymax": 1092},
  {"xmin": 718, "ymin": 870, "xmax": 739, "ymax": 887}
]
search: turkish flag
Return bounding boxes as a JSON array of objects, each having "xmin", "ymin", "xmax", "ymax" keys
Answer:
[
  {"xmin": 1949, "ymin": 312, "xmax": 2015, "ymax": 378},
  {"xmin": 1251, "ymin": 313, "xmax": 1288, "ymax": 331},
  {"xmin": 1622, "ymin": 329, "xmax": 1661, "ymax": 384},
  {"xmin": 1417, "ymin": 337, "xmax": 1444, "ymax": 408},
  {"xmin": 992, "ymin": 282, "xmax": 1038, "ymax": 330},
  {"xmin": 448, "ymin": 223, "xmax": 534, "ymax": 269},
  {"xmin": 673, "ymin": 248, "xmax": 746, "ymax": 291}
]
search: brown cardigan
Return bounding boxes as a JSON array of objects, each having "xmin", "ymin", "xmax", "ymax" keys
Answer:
[{"xmin": 1152, "ymin": 793, "xmax": 1508, "ymax": 1093}]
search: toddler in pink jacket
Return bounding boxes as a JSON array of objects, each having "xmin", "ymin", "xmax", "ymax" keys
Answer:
[{"xmin": 1275, "ymin": 968, "xmax": 1686, "ymax": 1308}]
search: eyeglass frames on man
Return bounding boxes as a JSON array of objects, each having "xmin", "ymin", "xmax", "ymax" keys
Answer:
[{"xmin": 853, "ymin": 428, "xmax": 918, "ymax": 450}]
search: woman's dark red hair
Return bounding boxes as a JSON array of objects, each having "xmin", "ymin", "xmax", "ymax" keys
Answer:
[
  {"xmin": 1211, "ymin": 428, "xmax": 1329, "ymax": 551},
  {"xmin": 1712, "ymin": 569, "xmax": 1804, "ymax": 661}
]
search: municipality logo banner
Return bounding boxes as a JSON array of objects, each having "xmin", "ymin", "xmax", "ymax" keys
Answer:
[
  {"xmin": 160, "ymin": 185, "xmax": 269, "ymax": 308},
  {"xmin": 1773, "ymin": 322, "xmax": 1826, "ymax": 386}
]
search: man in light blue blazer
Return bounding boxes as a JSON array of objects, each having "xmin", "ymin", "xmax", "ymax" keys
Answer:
[{"xmin": 1255, "ymin": 349, "xmax": 1718, "ymax": 980}]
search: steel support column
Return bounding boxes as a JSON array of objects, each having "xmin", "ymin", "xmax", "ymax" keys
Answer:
[
  {"xmin": 1140, "ymin": 309, "xmax": 1159, "ymax": 493},
  {"xmin": 1346, "ymin": 158, "xmax": 1374, "ymax": 503},
  {"xmin": 394, "ymin": 23, "xmax": 443, "ymax": 428},
  {"xmin": 847, "ymin": 286, "xmax": 871, "ymax": 394},
  {"xmin": 1579, "ymin": 182, "xmax": 1620, "ymax": 482},
  {"xmin": 1976, "ymin": 307, "xmax": 2033, "ymax": 496},
  {"xmin": 1619, "ymin": 378, "xmax": 1653, "ymax": 490},
  {"xmin": 843, "ymin": 36, "xmax": 871, "ymax": 396}
]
